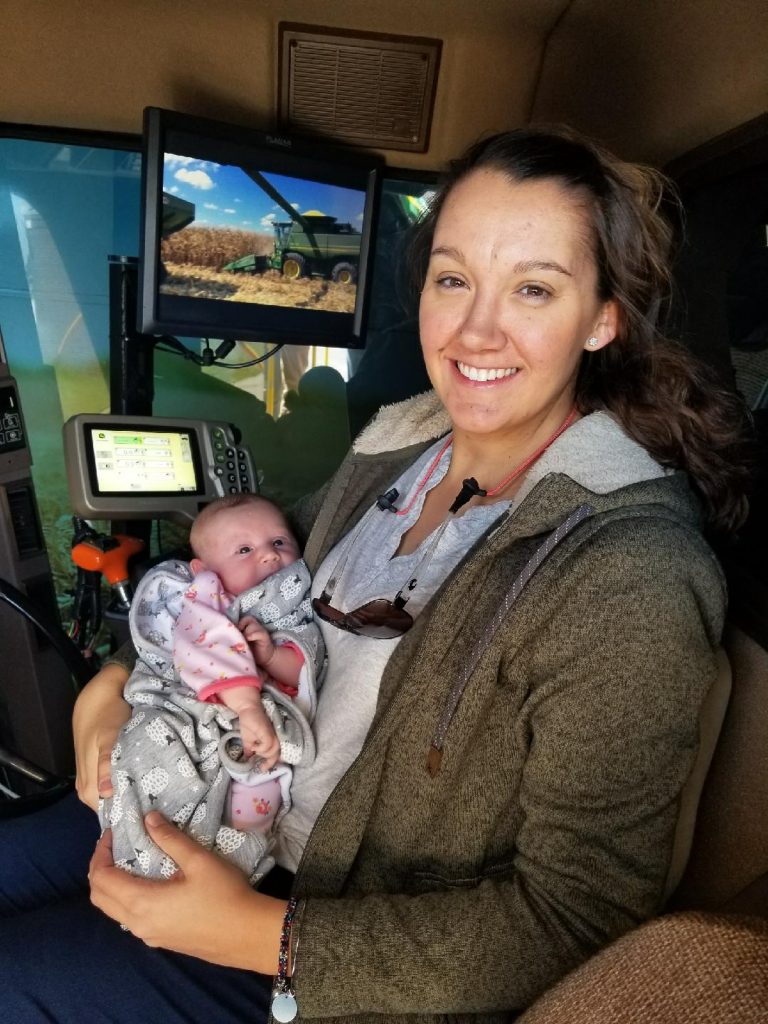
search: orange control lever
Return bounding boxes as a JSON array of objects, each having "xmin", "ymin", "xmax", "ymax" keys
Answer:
[{"xmin": 71, "ymin": 534, "xmax": 145, "ymax": 585}]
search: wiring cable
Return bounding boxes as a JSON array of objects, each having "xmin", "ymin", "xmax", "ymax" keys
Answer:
[
  {"xmin": 0, "ymin": 578, "xmax": 93, "ymax": 690},
  {"xmin": 153, "ymin": 335, "xmax": 284, "ymax": 369}
]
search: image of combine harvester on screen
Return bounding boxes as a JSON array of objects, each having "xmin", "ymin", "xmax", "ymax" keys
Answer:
[{"xmin": 159, "ymin": 156, "xmax": 367, "ymax": 313}]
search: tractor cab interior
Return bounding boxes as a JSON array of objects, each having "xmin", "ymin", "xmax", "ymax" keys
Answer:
[{"xmin": 0, "ymin": 0, "xmax": 767, "ymax": 1015}]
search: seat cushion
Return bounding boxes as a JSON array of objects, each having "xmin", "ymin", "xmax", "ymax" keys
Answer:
[{"xmin": 518, "ymin": 911, "xmax": 768, "ymax": 1023}]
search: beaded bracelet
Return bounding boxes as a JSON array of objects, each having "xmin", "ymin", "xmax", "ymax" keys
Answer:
[{"xmin": 271, "ymin": 896, "xmax": 299, "ymax": 1023}]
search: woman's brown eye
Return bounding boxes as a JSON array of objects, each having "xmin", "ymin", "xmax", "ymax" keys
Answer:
[{"xmin": 520, "ymin": 285, "xmax": 550, "ymax": 300}]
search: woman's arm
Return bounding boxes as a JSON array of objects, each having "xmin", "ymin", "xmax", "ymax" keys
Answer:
[
  {"xmin": 288, "ymin": 480, "xmax": 333, "ymax": 549},
  {"xmin": 286, "ymin": 521, "xmax": 726, "ymax": 1016},
  {"xmin": 88, "ymin": 812, "xmax": 287, "ymax": 974},
  {"xmin": 72, "ymin": 658, "xmax": 131, "ymax": 810}
]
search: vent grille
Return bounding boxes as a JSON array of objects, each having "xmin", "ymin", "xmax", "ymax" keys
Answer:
[{"xmin": 279, "ymin": 24, "xmax": 441, "ymax": 152}]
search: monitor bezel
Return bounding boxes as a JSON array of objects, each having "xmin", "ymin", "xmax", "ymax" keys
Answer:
[{"xmin": 138, "ymin": 106, "xmax": 381, "ymax": 349}]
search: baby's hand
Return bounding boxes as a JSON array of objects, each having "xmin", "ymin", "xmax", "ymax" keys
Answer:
[
  {"xmin": 236, "ymin": 701, "xmax": 280, "ymax": 771},
  {"xmin": 239, "ymin": 616, "xmax": 276, "ymax": 669}
]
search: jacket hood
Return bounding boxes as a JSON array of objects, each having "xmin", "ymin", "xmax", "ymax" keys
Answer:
[
  {"xmin": 300, "ymin": 391, "xmax": 703, "ymax": 576},
  {"xmin": 354, "ymin": 388, "xmax": 673, "ymax": 506}
]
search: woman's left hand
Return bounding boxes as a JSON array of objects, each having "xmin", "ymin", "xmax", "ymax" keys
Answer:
[{"xmin": 88, "ymin": 811, "xmax": 286, "ymax": 973}]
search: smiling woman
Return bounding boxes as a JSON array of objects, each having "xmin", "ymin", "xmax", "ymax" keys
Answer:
[
  {"xmin": 0, "ymin": 126, "xmax": 755, "ymax": 1024},
  {"xmin": 410, "ymin": 128, "xmax": 751, "ymax": 534}
]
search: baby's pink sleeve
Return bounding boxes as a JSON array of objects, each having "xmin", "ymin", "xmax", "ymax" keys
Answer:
[{"xmin": 173, "ymin": 569, "xmax": 261, "ymax": 702}]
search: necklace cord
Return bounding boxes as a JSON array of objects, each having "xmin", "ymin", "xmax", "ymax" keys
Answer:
[
  {"xmin": 396, "ymin": 405, "xmax": 578, "ymax": 607},
  {"xmin": 393, "ymin": 435, "xmax": 453, "ymax": 516},
  {"xmin": 483, "ymin": 405, "xmax": 579, "ymax": 498}
]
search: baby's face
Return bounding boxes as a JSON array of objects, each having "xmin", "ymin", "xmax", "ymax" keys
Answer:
[{"xmin": 195, "ymin": 504, "xmax": 300, "ymax": 594}]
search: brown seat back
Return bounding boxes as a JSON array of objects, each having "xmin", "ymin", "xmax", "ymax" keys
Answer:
[
  {"xmin": 663, "ymin": 645, "xmax": 731, "ymax": 901},
  {"xmin": 671, "ymin": 623, "xmax": 768, "ymax": 910}
]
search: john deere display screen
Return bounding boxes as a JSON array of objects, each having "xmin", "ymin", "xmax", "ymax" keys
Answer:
[
  {"xmin": 64, "ymin": 414, "xmax": 257, "ymax": 525},
  {"xmin": 88, "ymin": 426, "xmax": 201, "ymax": 495}
]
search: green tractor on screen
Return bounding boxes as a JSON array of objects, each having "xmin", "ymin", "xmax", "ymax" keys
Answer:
[
  {"xmin": 222, "ymin": 169, "xmax": 362, "ymax": 284},
  {"xmin": 223, "ymin": 211, "xmax": 362, "ymax": 284}
]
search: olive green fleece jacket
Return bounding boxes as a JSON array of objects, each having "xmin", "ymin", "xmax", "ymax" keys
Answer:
[{"xmin": 283, "ymin": 392, "xmax": 726, "ymax": 1023}]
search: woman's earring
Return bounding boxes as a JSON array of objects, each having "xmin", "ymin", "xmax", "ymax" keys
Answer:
[{"xmin": 586, "ymin": 336, "xmax": 599, "ymax": 349}]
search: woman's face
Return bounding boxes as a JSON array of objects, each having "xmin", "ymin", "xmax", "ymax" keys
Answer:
[{"xmin": 419, "ymin": 169, "xmax": 618, "ymax": 447}]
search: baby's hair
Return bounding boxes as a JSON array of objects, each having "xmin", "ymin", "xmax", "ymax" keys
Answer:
[{"xmin": 189, "ymin": 493, "xmax": 287, "ymax": 558}]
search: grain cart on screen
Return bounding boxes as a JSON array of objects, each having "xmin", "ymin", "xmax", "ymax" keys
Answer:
[{"xmin": 222, "ymin": 170, "xmax": 362, "ymax": 284}]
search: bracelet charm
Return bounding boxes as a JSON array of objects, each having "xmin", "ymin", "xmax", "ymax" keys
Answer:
[
  {"xmin": 272, "ymin": 989, "xmax": 298, "ymax": 1023},
  {"xmin": 271, "ymin": 896, "xmax": 299, "ymax": 1023}
]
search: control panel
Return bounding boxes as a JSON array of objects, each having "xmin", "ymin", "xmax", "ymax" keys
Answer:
[
  {"xmin": 63, "ymin": 413, "xmax": 258, "ymax": 525},
  {"xmin": 0, "ymin": 330, "xmax": 78, "ymax": 777},
  {"xmin": 0, "ymin": 381, "xmax": 25, "ymax": 457}
]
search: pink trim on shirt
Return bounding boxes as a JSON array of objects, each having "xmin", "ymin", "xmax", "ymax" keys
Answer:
[
  {"xmin": 277, "ymin": 641, "xmax": 304, "ymax": 665},
  {"xmin": 198, "ymin": 675, "xmax": 262, "ymax": 703},
  {"xmin": 267, "ymin": 641, "xmax": 304, "ymax": 698}
]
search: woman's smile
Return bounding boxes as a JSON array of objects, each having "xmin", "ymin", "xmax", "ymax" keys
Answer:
[{"xmin": 455, "ymin": 361, "xmax": 519, "ymax": 384}]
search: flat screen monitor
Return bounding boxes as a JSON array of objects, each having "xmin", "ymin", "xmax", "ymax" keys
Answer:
[{"xmin": 138, "ymin": 107, "xmax": 381, "ymax": 348}]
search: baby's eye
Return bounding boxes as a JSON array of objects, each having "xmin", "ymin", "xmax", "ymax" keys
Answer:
[
  {"xmin": 273, "ymin": 538, "xmax": 285, "ymax": 548},
  {"xmin": 237, "ymin": 545, "xmax": 253, "ymax": 555}
]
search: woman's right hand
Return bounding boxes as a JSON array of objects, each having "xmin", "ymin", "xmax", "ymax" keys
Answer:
[{"xmin": 72, "ymin": 661, "xmax": 130, "ymax": 810}]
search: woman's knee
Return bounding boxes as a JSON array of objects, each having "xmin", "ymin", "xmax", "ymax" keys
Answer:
[{"xmin": 0, "ymin": 791, "xmax": 98, "ymax": 914}]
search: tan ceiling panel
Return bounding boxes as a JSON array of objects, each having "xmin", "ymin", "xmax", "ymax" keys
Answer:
[
  {"xmin": 1, "ymin": 0, "xmax": 764, "ymax": 167},
  {"xmin": 531, "ymin": 0, "xmax": 768, "ymax": 164},
  {"xmin": 0, "ymin": 0, "xmax": 565, "ymax": 168}
]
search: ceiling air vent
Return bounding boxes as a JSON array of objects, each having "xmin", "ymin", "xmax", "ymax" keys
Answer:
[{"xmin": 278, "ymin": 23, "xmax": 442, "ymax": 153}]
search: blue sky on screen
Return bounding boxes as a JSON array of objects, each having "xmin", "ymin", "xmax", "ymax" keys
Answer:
[{"xmin": 163, "ymin": 154, "xmax": 365, "ymax": 232}]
